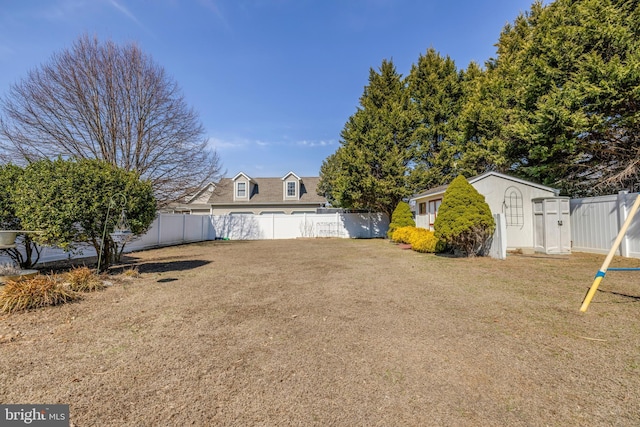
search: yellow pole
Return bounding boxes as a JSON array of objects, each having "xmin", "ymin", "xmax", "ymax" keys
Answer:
[{"xmin": 580, "ymin": 193, "xmax": 640, "ymax": 312}]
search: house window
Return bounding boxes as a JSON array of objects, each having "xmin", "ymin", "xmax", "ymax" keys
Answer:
[
  {"xmin": 286, "ymin": 181, "xmax": 296, "ymax": 197},
  {"xmin": 236, "ymin": 182, "xmax": 246, "ymax": 198},
  {"xmin": 418, "ymin": 202, "xmax": 427, "ymax": 215},
  {"xmin": 428, "ymin": 199, "xmax": 442, "ymax": 228}
]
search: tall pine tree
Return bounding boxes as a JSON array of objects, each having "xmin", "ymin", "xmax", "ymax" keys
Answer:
[
  {"xmin": 455, "ymin": 61, "xmax": 509, "ymax": 177},
  {"xmin": 495, "ymin": 0, "xmax": 640, "ymax": 195},
  {"xmin": 317, "ymin": 59, "xmax": 418, "ymax": 218},
  {"xmin": 407, "ymin": 48, "xmax": 463, "ymax": 190}
]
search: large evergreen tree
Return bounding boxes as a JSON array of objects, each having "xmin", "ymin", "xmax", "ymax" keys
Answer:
[
  {"xmin": 455, "ymin": 61, "xmax": 509, "ymax": 177},
  {"xmin": 407, "ymin": 48, "xmax": 463, "ymax": 190},
  {"xmin": 317, "ymin": 59, "xmax": 418, "ymax": 218},
  {"xmin": 321, "ymin": 0, "xmax": 640, "ymax": 204},
  {"xmin": 495, "ymin": 0, "xmax": 640, "ymax": 195}
]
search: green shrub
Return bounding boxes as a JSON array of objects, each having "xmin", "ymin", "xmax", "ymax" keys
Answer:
[
  {"xmin": 434, "ymin": 175, "xmax": 495, "ymax": 257},
  {"xmin": 0, "ymin": 274, "xmax": 80, "ymax": 313},
  {"xmin": 65, "ymin": 266, "xmax": 105, "ymax": 292},
  {"xmin": 387, "ymin": 201, "xmax": 415, "ymax": 238}
]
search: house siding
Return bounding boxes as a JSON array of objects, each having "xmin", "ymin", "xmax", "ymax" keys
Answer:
[{"xmin": 207, "ymin": 205, "xmax": 320, "ymax": 215}]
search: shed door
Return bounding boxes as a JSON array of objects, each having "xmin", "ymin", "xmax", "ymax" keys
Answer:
[
  {"xmin": 541, "ymin": 198, "xmax": 571, "ymax": 254},
  {"xmin": 544, "ymin": 199, "xmax": 562, "ymax": 253},
  {"xmin": 533, "ymin": 200, "xmax": 545, "ymax": 251},
  {"xmin": 558, "ymin": 198, "xmax": 571, "ymax": 253}
]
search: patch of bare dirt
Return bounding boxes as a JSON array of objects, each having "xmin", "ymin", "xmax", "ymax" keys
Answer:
[{"xmin": 1, "ymin": 239, "xmax": 639, "ymax": 426}]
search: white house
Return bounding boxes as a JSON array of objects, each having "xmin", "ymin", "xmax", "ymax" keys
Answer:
[
  {"xmin": 410, "ymin": 171, "xmax": 567, "ymax": 252},
  {"xmin": 171, "ymin": 171, "xmax": 328, "ymax": 215}
]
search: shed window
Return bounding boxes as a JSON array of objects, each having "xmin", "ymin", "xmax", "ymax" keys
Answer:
[{"xmin": 504, "ymin": 187, "xmax": 524, "ymax": 227}]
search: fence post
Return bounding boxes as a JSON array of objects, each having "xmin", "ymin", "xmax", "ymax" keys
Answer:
[
  {"xmin": 618, "ymin": 190, "xmax": 630, "ymax": 257},
  {"xmin": 157, "ymin": 215, "xmax": 162, "ymax": 246},
  {"xmin": 489, "ymin": 213, "xmax": 507, "ymax": 260}
]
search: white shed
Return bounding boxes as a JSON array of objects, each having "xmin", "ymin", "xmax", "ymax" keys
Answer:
[{"xmin": 410, "ymin": 171, "xmax": 562, "ymax": 252}]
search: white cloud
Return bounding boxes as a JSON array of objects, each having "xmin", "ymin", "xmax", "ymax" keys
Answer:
[
  {"xmin": 209, "ymin": 136, "xmax": 247, "ymax": 150},
  {"xmin": 208, "ymin": 136, "xmax": 271, "ymax": 150},
  {"xmin": 297, "ymin": 139, "xmax": 335, "ymax": 148},
  {"xmin": 209, "ymin": 135, "xmax": 335, "ymax": 152}
]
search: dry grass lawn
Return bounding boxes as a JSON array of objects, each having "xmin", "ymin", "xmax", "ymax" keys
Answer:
[{"xmin": 1, "ymin": 238, "xmax": 640, "ymax": 426}]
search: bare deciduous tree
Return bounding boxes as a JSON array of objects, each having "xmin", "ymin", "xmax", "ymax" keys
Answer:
[{"xmin": 0, "ymin": 34, "xmax": 223, "ymax": 205}]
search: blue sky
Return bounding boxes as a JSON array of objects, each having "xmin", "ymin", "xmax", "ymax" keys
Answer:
[{"xmin": 0, "ymin": 0, "xmax": 538, "ymax": 179}]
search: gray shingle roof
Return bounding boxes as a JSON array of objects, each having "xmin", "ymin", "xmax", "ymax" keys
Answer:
[{"xmin": 208, "ymin": 176, "xmax": 326, "ymax": 205}]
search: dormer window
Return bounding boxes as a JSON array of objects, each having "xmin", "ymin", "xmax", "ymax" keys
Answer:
[
  {"xmin": 286, "ymin": 181, "xmax": 297, "ymax": 198},
  {"xmin": 232, "ymin": 172, "xmax": 254, "ymax": 201},
  {"xmin": 236, "ymin": 182, "xmax": 246, "ymax": 198},
  {"xmin": 282, "ymin": 171, "xmax": 301, "ymax": 200}
]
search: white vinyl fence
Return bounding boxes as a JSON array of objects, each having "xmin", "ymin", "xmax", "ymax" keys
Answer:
[
  {"xmin": 1, "ymin": 212, "xmax": 389, "ymax": 266},
  {"xmin": 210, "ymin": 212, "xmax": 388, "ymax": 240},
  {"xmin": 10, "ymin": 191, "xmax": 640, "ymax": 266},
  {"xmin": 570, "ymin": 191, "xmax": 640, "ymax": 258}
]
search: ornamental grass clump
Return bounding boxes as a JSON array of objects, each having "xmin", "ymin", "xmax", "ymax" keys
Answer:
[
  {"xmin": 65, "ymin": 266, "xmax": 105, "ymax": 292},
  {"xmin": 122, "ymin": 267, "xmax": 140, "ymax": 278},
  {"xmin": 0, "ymin": 274, "xmax": 80, "ymax": 313}
]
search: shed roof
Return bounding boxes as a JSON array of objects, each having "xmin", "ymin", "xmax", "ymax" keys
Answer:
[{"xmin": 411, "ymin": 171, "xmax": 559, "ymax": 200}]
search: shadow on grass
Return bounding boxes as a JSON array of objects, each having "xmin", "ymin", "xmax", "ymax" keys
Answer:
[
  {"xmin": 136, "ymin": 259, "xmax": 211, "ymax": 274},
  {"xmin": 110, "ymin": 259, "xmax": 211, "ymax": 274},
  {"xmin": 597, "ymin": 289, "xmax": 640, "ymax": 302}
]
